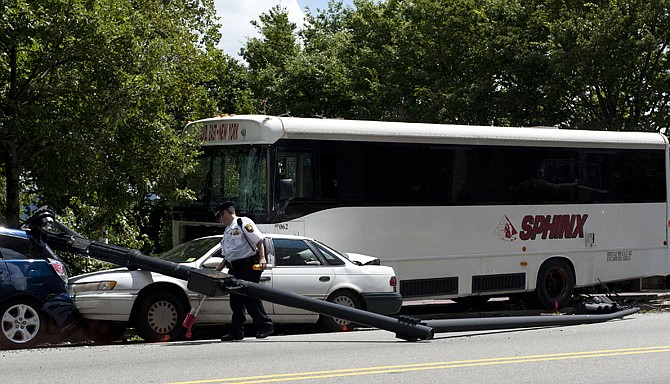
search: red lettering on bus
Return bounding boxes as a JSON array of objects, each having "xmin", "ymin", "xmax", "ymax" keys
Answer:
[
  {"xmin": 534, "ymin": 215, "xmax": 550, "ymax": 239},
  {"xmin": 518, "ymin": 214, "xmax": 588, "ymax": 241},
  {"xmin": 228, "ymin": 123, "xmax": 238, "ymax": 140},
  {"xmin": 519, "ymin": 215, "xmax": 534, "ymax": 240},
  {"xmin": 572, "ymin": 214, "xmax": 588, "ymax": 238},
  {"xmin": 198, "ymin": 122, "xmax": 241, "ymax": 142},
  {"xmin": 208, "ymin": 124, "xmax": 215, "ymax": 141}
]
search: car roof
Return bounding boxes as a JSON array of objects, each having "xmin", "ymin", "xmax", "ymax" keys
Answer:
[
  {"xmin": 196, "ymin": 233, "xmax": 315, "ymax": 242},
  {"xmin": 266, "ymin": 233, "xmax": 315, "ymax": 241},
  {"xmin": 0, "ymin": 227, "xmax": 29, "ymax": 239}
]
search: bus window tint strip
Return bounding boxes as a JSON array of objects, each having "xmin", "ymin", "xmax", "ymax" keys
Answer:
[{"xmin": 276, "ymin": 140, "xmax": 666, "ymax": 209}]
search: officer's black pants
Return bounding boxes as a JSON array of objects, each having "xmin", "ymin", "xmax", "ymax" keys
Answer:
[{"xmin": 228, "ymin": 257, "xmax": 272, "ymax": 333}]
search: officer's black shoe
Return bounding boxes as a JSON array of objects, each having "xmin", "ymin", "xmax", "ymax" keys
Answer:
[
  {"xmin": 255, "ymin": 324, "xmax": 274, "ymax": 339},
  {"xmin": 220, "ymin": 333, "xmax": 244, "ymax": 342}
]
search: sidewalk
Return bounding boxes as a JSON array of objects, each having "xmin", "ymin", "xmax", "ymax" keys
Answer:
[{"xmin": 400, "ymin": 290, "xmax": 670, "ymax": 319}]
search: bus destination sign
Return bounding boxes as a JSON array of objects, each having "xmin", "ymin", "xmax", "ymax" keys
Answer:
[{"xmin": 199, "ymin": 122, "xmax": 240, "ymax": 142}]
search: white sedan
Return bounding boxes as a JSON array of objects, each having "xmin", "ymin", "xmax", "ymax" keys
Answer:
[{"xmin": 68, "ymin": 234, "xmax": 402, "ymax": 342}]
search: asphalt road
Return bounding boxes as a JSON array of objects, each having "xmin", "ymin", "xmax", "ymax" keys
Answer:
[{"xmin": 4, "ymin": 311, "xmax": 670, "ymax": 383}]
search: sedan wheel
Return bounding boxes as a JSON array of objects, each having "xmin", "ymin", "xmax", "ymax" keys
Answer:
[
  {"xmin": 0, "ymin": 299, "xmax": 45, "ymax": 349},
  {"xmin": 134, "ymin": 292, "xmax": 186, "ymax": 342},
  {"xmin": 321, "ymin": 291, "xmax": 362, "ymax": 332}
]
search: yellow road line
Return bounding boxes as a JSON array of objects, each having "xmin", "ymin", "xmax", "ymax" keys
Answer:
[{"xmin": 167, "ymin": 345, "xmax": 670, "ymax": 384}]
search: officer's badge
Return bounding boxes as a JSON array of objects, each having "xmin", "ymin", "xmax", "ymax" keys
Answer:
[
  {"xmin": 244, "ymin": 224, "xmax": 254, "ymax": 233},
  {"xmin": 233, "ymin": 229, "xmax": 239, "ymax": 235}
]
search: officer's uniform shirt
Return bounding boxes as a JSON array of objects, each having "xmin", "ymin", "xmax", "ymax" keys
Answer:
[{"xmin": 221, "ymin": 216, "xmax": 264, "ymax": 262}]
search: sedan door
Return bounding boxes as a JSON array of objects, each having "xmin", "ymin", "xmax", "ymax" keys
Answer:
[
  {"xmin": 196, "ymin": 240, "xmax": 274, "ymax": 321},
  {"xmin": 269, "ymin": 238, "xmax": 335, "ymax": 316}
]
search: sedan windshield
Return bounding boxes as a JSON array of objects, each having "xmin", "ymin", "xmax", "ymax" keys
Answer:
[
  {"xmin": 312, "ymin": 240, "xmax": 345, "ymax": 265},
  {"xmin": 160, "ymin": 237, "xmax": 221, "ymax": 263}
]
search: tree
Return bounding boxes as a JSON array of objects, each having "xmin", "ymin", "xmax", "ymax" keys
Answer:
[
  {"xmin": 468, "ymin": 0, "xmax": 566, "ymax": 127},
  {"xmin": 284, "ymin": 0, "xmax": 356, "ymax": 118},
  {"xmin": 340, "ymin": 0, "xmax": 411, "ymax": 121},
  {"xmin": 254, "ymin": 0, "xmax": 669, "ymax": 131},
  {"xmin": 241, "ymin": 5, "xmax": 300, "ymax": 115},
  {"xmin": 339, "ymin": 0, "xmax": 563, "ymax": 125},
  {"xmin": 0, "ymin": 0, "xmax": 222, "ymax": 245},
  {"xmin": 205, "ymin": 53, "xmax": 256, "ymax": 115},
  {"xmin": 545, "ymin": 0, "xmax": 670, "ymax": 131}
]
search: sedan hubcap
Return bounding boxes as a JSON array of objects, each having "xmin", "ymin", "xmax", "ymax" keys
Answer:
[
  {"xmin": 331, "ymin": 296, "xmax": 355, "ymax": 326},
  {"xmin": 147, "ymin": 300, "xmax": 178, "ymax": 334}
]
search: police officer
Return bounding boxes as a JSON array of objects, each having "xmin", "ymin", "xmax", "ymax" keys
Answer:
[{"xmin": 214, "ymin": 201, "xmax": 274, "ymax": 341}]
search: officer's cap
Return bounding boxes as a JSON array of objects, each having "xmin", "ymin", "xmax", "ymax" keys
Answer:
[{"xmin": 214, "ymin": 201, "xmax": 235, "ymax": 216}]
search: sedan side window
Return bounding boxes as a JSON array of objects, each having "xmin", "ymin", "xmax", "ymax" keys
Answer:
[{"xmin": 273, "ymin": 239, "xmax": 322, "ymax": 266}]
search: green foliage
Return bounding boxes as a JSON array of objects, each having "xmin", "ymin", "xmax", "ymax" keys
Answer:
[
  {"xmin": 0, "ymin": 0, "xmax": 226, "ymax": 245},
  {"xmin": 205, "ymin": 54, "xmax": 256, "ymax": 114},
  {"xmin": 241, "ymin": 5, "xmax": 301, "ymax": 115},
  {"xmin": 239, "ymin": 0, "xmax": 670, "ymax": 131},
  {"xmin": 544, "ymin": 0, "xmax": 670, "ymax": 131}
]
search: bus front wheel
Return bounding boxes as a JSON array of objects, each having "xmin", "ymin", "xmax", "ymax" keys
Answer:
[{"xmin": 536, "ymin": 259, "xmax": 574, "ymax": 310}]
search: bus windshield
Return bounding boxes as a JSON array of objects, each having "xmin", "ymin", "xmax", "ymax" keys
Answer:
[{"xmin": 186, "ymin": 146, "xmax": 268, "ymax": 214}]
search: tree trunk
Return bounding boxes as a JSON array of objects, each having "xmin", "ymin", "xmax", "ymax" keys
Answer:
[
  {"xmin": 4, "ymin": 149, "xmax": 20, "ymax": 228},
  {"xmin": 3, "ymin": 44, "xmax": 21, "ymax": 228}
]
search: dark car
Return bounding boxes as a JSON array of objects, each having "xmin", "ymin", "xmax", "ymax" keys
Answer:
[{"xmin": 0, "ymin": 227, "xmax": 79, "ymax": 349}]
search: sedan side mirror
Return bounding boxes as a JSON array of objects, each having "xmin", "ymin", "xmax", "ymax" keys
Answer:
[{"xmin": 202, "ymin": 257, "xmax": 224, "ymax": 269}]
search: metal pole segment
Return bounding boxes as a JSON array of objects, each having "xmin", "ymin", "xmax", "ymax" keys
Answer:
[
  {"xmin": 186, "ymin": 269, "xmax": 434, "ymax": 341},
  {"xmin": 87, "ymin": 242, "xmax": 194, "ymax": 281},
  {"xmin": 233, "ymin": 278, "xmax": 435, "ymax": 341},
  {"xmin": 423, "ymin": 307, "xmax": 639, "ymax": 333}
]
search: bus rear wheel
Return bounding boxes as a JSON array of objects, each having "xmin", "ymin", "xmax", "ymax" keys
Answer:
[{"xmin": 536, "ymin": 259, "xmax": 574, "ymax": 310}]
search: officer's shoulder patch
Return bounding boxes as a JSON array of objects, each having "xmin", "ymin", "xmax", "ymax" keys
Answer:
[{"xmin": 244, "ymin": 223, "xmax": 254, "ymax": 233}]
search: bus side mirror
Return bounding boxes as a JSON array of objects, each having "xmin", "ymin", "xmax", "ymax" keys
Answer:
[
  {"xmin": 279, "ymin": 179, "xmax": 295, "ymax": 201},
  {"xmin": 275, "ymin": 179, "xmax": 295, "ymax": 215}
]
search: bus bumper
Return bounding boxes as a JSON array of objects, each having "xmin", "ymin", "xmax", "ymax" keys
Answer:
[{"xmin": 360, "ymin": 292, "xmax": 403, "ymax": 315}]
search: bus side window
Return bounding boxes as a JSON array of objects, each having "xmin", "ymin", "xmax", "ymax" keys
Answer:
[
  {"xmin": 319, "ymin": 153, "xmax": 337, "ymax": 199},
  {"xmin": 278, "ymin": 152, "xmax": 314, "ymax": 199}
]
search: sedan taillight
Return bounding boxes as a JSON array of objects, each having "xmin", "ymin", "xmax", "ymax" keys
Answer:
[{"xmin": 48, "ymin": 258, "xmax": 68, "ymax": 283}]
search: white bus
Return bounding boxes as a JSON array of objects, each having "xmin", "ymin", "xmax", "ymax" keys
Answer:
[{"xmin": 175, "ymin": 115, "xmax": 670, "ymax": 309}]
